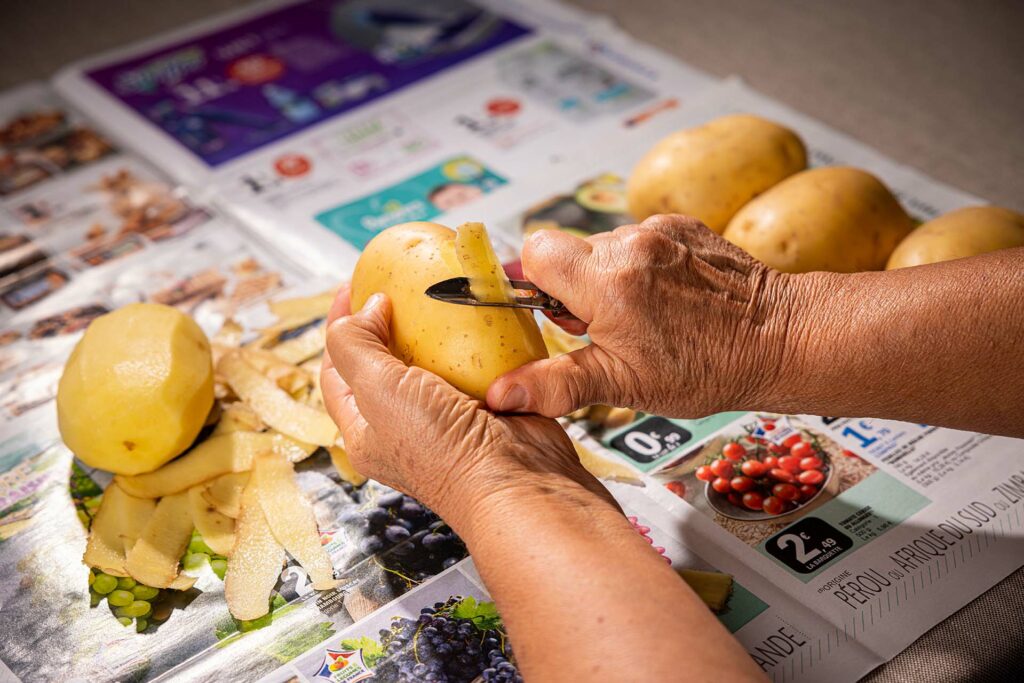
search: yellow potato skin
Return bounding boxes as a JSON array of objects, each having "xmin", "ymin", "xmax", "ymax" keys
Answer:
[
  {"xmin": 57, "ymin": 303, "xmax": 214, "ymax": 475},
  {"xmin": 351, "ymin": 222, "xmax": 547, "ymax": 400},
  {"xmin": 627, "ymin": 114, "xmax": 807, "ymax": 232},
  {"xmin": 886, "ymin": 206, "xmax": 1024, "ymax": 269},
  {"xmin": 723, "ymin": 166, "xmax": 915, "ymax": 273}
]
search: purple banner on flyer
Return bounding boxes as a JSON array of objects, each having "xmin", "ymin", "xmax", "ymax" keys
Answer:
[{"xmin": 86, "ymin": 0, "xmax": 531, "ymax": 167}]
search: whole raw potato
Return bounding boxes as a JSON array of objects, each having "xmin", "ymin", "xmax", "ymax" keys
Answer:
[
  {"xmin": 351, "ymin": 222, "xmax": 547, "ymax": 400},
  {"xmin": 723, "ymin": 166, "xmax": 915, "ymax": 273},
  {"xmin": 886, "ymin": 206, "xmax": 1024, "ymax": 269},
  {"xmin": 57, "ymin": 303, "xmax": 214, "ymax": 475},
  {"xmin": 626, "ymin": 114, "xmax": 807, "ymax": 232}
]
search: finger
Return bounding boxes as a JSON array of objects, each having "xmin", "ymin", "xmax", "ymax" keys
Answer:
[
  {"xmin": 486, "ymin": 344, "xmax": 627, "ymax": 417},
  {"xmin": 325, "ymin": 293, "xmax": 408, "ymax": 423},
  {"xmin": 521, "ymin": 229, "xmax": 595, "ymax": 323},
  {"xmin": 543, "ymin": 310, "xmax": 589, "ymax": 336},
  {"xmin": 320, "ymin": 352, "xmax": 361, "ymax": 437},
  {"xmin": 327, "ymin": 283, "xmax": 352, "ymax": 325}
]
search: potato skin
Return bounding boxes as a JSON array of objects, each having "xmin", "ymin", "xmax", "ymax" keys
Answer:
[
  {"xmin": 886, "ymin": 206, "xmax": 1024, "ymax": 269},
  {"xmin": 57, "ymin": 303, "xmax": 214, "ymax": 475},
  {"xmin": 351, "ymin": 222, "xmax": 547, "ymax": 400},
  {"xmin": 627, "ymin": 114, "xmax": 806, "ymax": 233},
  {"xmin": 723, "ymin": 166, "xmax": 915, "ymax": 273}
]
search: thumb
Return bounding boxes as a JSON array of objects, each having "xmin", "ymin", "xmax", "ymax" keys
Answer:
[
  {"xmin": 486, "ymin": 344, "xmax": 629, "ymax": 417},
  {"xmin": 522, "ymin": 229, "xmax": 595, "ymax": 323}
]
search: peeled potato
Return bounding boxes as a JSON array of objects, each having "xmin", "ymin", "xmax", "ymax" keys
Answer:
[
  {"xmin": 627, "ymin": 114, "xmax": 806, "ymax": 232},
  {"xmin": 351, "ymin": 221, "xmax": 547, "ymax": 400},
  {"xmin": 57, "ymin": 303, "xmax": 214, "ymax": 475},
  {"xmin": 723, "ymin": 166, "xmax": 915, "ymax": 273},
  {"xmin": 886, "ymin": 206, "xmax": 1024, "ymax": 269}
]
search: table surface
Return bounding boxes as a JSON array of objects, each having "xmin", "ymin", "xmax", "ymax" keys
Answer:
[{"xmin": 1, "ymin": 1, "xmax": 1021, "ymax": 680}]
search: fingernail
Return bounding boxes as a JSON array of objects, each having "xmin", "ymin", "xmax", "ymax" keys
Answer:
[
  {"xmin": 365, "ymin": 293, "xmax": 383, "ymax": 309},
  {"xmin": 497, "ymin": 384, "xmax": 530, "ymax": 412}
]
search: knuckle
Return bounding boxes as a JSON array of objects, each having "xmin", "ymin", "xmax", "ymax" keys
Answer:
[
  {"xmin": 552, "ymin": 354, "xmax": 596, "ymax": 412},
  {"xmin": 642, "ymin": 212, "xmax": 703, "ymax": 235},
  {"xmin": 623, "ymin": 228, "xmax": 673, "ymax": 263}
]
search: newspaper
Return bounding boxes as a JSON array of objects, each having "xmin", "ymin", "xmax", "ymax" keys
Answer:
[
  {"xmin": 52, "ymin": 0, "xmax": 713, "ymax": 276},
  {"xmin": 0, "ymin": 1, "xmax": 1021, "ymax": 682}
]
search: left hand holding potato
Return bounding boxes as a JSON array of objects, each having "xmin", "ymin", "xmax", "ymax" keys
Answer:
[
  {"xmin": 321, "ymin": 284, "xmax": 767, "ymax": 683},
  {"xmin": 320, "ymin": 285, "xmax": 612, "ymax": 530}
]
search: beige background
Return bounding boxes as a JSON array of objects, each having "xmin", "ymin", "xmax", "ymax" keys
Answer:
[{"xmin": 1, "ymin": 1, "xmax": 1021, "ymax": 680}]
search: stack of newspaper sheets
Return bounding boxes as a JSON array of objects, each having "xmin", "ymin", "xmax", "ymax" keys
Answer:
[{"xmin": 0, "ymin": 1, "xmax": 1020, "ymax": 681}]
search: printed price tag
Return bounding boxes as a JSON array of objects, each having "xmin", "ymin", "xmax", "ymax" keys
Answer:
[
  {"xmin": 609, "ymin": 417, "xmax": 691, "ymax": 464},
  {"xmin": 765, "ymin": 518, "xmax": 853, "ymax": 574}
]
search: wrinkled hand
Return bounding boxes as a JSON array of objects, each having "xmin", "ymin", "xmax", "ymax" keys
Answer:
[
  {"xmin": 320, "ymin": 287, "xmax": 610, "ymax": 527},
  {"xmin": 487, "ymin": 215, "xmax": 795, "ymax": 419}
]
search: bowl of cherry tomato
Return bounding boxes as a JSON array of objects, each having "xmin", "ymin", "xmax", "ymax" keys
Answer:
[{"xmin": 696, "ymin": 430, "xmax": 836, "ymax": 522}]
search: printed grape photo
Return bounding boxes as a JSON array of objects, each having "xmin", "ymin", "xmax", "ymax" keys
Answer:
[
  {"xmin": 291, "ymin": 568, "xmax": 522, "ymax": 683},
  {"xmin": 650, "ymin": 414, "xmax": 877, "ymax": 546}
]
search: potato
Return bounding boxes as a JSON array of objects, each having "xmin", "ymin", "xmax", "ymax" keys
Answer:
[
  {"xmin": 886, "ymin": 206, "xmax": 1024, "ymax": 269},
  {"xmin": 627, "ymin": 114, "xmax": 806, "ymax": 232},
  {"xmin": 57, "ymin": 303, "xmax": 214, "ymax": 475},
  {"xmin": 351, "ymin": 221, "xmax": 547, "ymax": 399},
  {"xmin": 723, "ymin": 166, "xmax": 915, "ymax": 273}
]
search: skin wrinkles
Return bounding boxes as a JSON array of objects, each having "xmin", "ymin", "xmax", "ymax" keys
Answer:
[{"xmin": 320, "ymin": 215, "xmax": 1023, "ymax": 682}]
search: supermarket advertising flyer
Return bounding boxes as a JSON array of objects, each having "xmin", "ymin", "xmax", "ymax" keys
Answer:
[
  {"xmin": 83, "ymin": 0, "xmax": 532, "ymax": 167},
  {"xmin": 0, "ymin": 1, "xmax": 1021, "ymax": 682},
  {"xmin": 53, "ymin": 0, "xmax": 713, "ymax": 275}
]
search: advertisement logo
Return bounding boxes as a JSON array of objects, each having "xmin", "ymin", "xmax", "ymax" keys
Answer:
[
  {"xmin": 315, "ymin": 155, "xmax": 505, "ymax": 250},
  {"xmin": 227, "ymin": 54, "xmax": 285, "ymax": 85},
  {"xmin": 113, "ymin": 47, "xmax": 206, "ymax": 95},
  {"xmin": 314, "ymin": 648, "xmax": 373, "ymax": 682},
  {"xmin": 486, "ymin": 97, "xmax": 521, "ymax": 116},
  {"xmin": 274, "ymin": 153, "xmax": 312, "ymax": 177}
]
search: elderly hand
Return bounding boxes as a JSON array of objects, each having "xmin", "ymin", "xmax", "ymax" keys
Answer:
[
  {"xmin": 487, "ymin": 215, "xmax": 798, "ymax": 419},
  {"xmin": 320, "ymin": 287, "xmax": 611, "ymax": 529}
]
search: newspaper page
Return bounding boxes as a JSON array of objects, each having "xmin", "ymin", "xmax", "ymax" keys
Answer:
[
  {"xmin": 52, "ymin": 0, "xmax": 713, "ymax": 275},
  {"xmin": 455, "ymin": 78, "xmax": 1024, "ymax": 682},
  {"xmin": 0, "ymin": 3, "xmax": 1020, "ymax": 683}
]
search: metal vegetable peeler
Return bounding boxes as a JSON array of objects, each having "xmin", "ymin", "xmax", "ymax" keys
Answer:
[{"xmin": 425, "ymin": 277, "xmax": 571, "ymax": 318}]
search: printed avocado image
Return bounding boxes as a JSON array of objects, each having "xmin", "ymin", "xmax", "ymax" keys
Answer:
[{"xmin": 521, "ymin": 173, "xmax": 632, "ymax": 237}]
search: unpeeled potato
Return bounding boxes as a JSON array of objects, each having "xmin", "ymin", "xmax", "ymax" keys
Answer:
[
  {"xmin": 886, "ymin": 206, "xmax": 1024, "ymax": 269},
  {"xmin": 627, "ymin": 114, "xmax": 806, "ymax": 232},
  {"xmin": 351, "ymin": 221, "xmax": 547, "ymax": 400},
  {"xmin": 57, "ymin": 303, "xmax": 214, "ymax": 475},
  {"xmin": 723, "ymin": 166, "xmax": 915, "ymax": 273}
]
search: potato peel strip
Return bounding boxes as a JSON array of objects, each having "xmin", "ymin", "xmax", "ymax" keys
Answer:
[
  {"xmin": 271, "ymin": 324, "xmax": 325, "ymax": 365},
  {"xmin": 225, "ymin": 477, "xmax": 285, "ymax": 620},
  {"xmin": 454, "ymin": 222, "xmax": 516, "ymax": 304},
  {"xmin": 115, "ymin": 431, "xmax": 297, "ymax": 498},
  {"xmin": 125, "ymin": 492, "xmax": 193, "ymax": 588},
  {"xmin": 254, "ymin": 451, "xmax": 338, "ymax": 590},
  {"xmin": 188, "ymin": 486, "xmax": 236, "ymax": 556},
  {"xmin": 219, "ymin": 351, "xmax": 338, "ymax": 446},
  {"xmin": 200, "ymin": 472, "xmax": 249, "ymax": 518},
  {"xmin": 83, "ymin": 483, "xmax": 156, "ymax": 576},
  {"xmin": 328, "ymin": 446, "xmax": 367, "ymax": 486},
  {"xmin": 268, "ymin": 290, "xmax": 336, "ymax": 321}
]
